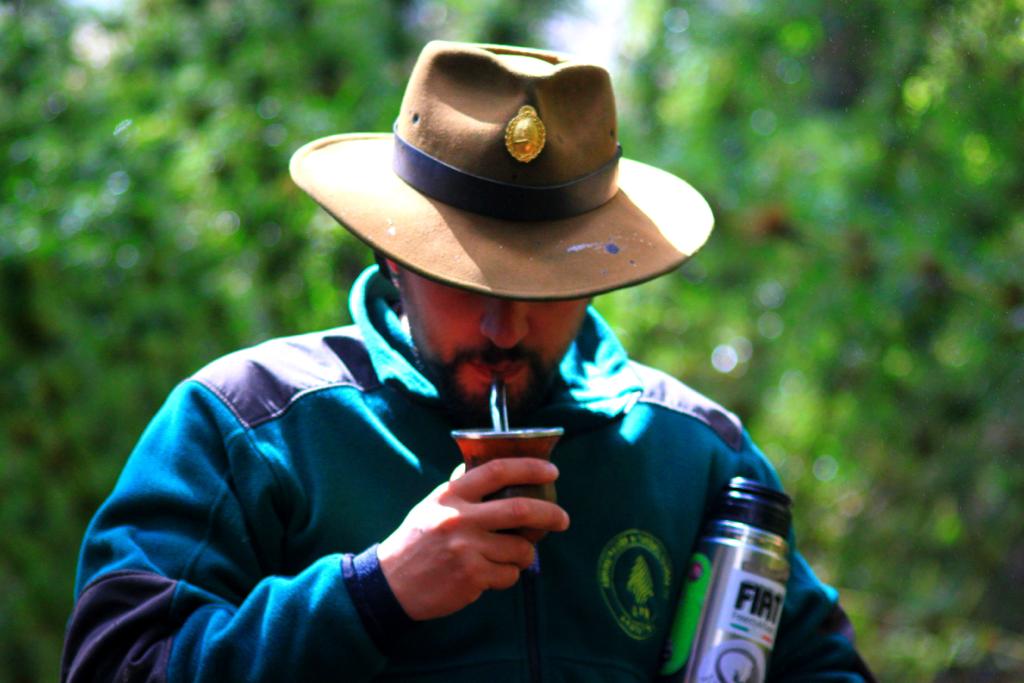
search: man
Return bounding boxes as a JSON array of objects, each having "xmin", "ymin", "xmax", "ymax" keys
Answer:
[{"xmin": 62, "ymin": 41, "xmax": 873, "ymax": 681}]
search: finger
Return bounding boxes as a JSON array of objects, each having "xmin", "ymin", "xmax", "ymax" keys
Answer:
[
  {"xmin": 449, "ymin": 463, "xmax": 466, "ymax": 481},
  {"xmin": 478, "ymin": 532, "xmax": 536, "ymax": 570},
  {"xmin": 486, "ymin": 562, "xmax": 522, "ymax": 591},
  {"xmin": 517, "ymin": 528, "xmax": 548, "ymax": 545},
  {"xmin": 450, "ymin": 457, "xmax": 558, "ymax": 502},
  {"xmin": 471, "ymin": 497, "xmax": 570, "ymax": 534}
]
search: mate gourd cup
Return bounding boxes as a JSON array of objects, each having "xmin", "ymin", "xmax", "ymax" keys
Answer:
[{"xmin": 451, "ymin": 427, "xmax": 563, "ymax": 542}]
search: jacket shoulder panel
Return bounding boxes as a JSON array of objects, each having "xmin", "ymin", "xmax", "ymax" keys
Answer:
[
  {"xmin": 630, "ymin": 361, "xmax": 744, "ymax": 451},
  {"xmin": 191, "ymin": 326, "xmax": 380, "ymax": 428}
]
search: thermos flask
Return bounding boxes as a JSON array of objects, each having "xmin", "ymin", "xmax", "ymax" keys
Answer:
[{"xmin": 660, "ymin": 477, "xmax": 792, "ymax": 683}]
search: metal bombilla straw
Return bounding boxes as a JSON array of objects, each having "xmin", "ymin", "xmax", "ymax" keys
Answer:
[{"xmin": 490, "ymin": 376, "xmax": 510, "ymax": 432}]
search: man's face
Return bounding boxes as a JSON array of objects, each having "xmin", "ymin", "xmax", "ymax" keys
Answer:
[{"xmin": 391, "ymin": 263, "xmax": 591, "ymax": 426}]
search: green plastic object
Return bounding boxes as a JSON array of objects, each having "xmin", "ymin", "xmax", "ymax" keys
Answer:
[{"xmin": 660, "ymin": 553, "xmax": 712, "ymax": 675}]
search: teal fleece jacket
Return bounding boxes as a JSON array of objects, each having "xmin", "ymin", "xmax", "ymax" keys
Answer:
[{"xmin": 61, "ymin": 267, "xmax": 872, "ymax": 682}]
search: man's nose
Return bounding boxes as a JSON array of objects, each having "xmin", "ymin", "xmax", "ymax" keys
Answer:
[{"xmin": 480, "ymin": 298, "xmax": 529, "ymax": 349}]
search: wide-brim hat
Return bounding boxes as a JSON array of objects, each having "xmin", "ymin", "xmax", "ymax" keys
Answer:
[{"xmin": 290, "ymin": 41, "xmax": 713, "ymax": 300}]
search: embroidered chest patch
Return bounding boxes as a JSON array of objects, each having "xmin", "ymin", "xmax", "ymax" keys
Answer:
[{"xmin": 597, "ymin": 529, "xmax": 673, "ymax": 640}]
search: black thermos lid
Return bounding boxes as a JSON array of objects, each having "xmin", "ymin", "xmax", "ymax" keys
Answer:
[{"xmin": 712, "ymin": 477, "xmax": 792, "ymax": 538}]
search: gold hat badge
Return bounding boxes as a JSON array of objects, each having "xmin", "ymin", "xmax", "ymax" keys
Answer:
[{"xmin": 505, "ymin": 105, "xmax": 546, "ymax": 163}]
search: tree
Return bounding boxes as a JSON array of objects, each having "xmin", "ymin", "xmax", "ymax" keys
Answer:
[
  {"xmin": 598, "ymin": 1, "xmax": 1024, "ymax": 679},
  {"xmin": 0, "ymin": 2, "xmax": 564, "ymax": 680},
  {"xmin": 627, "ymin": 555, "xmax": 655, "ymax": 614}
]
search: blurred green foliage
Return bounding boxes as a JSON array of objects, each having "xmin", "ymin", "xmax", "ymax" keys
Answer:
[{"xmin": 1, "ymin": 0, "xmax": 1021, "ymax": 681}]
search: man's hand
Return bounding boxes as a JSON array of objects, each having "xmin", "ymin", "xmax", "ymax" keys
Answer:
[{"xmin": 377, "ymin": 458, "xmax": 570, "ymax": 621}]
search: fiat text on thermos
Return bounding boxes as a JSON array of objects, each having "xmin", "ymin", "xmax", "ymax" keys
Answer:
[{"xmin": 660, "ymin": 477, "xmax": 793, "ymax": 683}]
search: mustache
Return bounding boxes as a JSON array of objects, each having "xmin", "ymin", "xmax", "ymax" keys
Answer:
[{"xmin": 450, "ymin": 345, "xmax": 541, "ymax": 367}]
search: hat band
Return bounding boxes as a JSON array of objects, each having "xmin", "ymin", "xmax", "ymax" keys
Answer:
[{"xmin": 392, "ymin": 130, "xmax": 621, "ymax": 221}]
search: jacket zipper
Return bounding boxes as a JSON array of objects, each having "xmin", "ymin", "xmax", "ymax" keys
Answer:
[{"xmin": 522, "ymin": 555, "xmax": 542, "ymax": 682}]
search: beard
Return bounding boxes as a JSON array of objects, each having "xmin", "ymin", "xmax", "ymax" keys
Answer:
[{"xmin": 409, "ymin": 337, "xmax": 560, "ymax": 428}]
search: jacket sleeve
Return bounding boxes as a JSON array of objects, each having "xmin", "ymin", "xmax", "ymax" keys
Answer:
[
  {"xmin": 732, "ymin": 433, "xmax": 876, "ymax": 682},
  {"xmin": 60, "ymin": 381, "xmax": 390, "ymax": 682}
]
